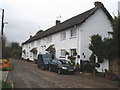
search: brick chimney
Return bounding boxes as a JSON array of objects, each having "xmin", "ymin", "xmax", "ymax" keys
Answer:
[
  {"xmin": 30, "ymin": 35, "xmax": 32, "ymax": 38},
  {"xmin": 56, "ymin": 20, "xmax": 60, "ymax": 25},
  {"xmin": 94, "ymin": 1, "xmax": 103, "ymax": 7}
]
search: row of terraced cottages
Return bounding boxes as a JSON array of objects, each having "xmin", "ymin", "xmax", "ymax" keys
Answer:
[{"xmin": 22, "ymin": 2, "xmax": 113, "ymax": 72}]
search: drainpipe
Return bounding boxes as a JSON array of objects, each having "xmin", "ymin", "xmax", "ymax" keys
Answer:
[
  {"xmin": 79, "ymin": 29, "xmax": 83, "ymax": 65},
  {"xmin": 77, "ymin": 27, "xmax": 79, "ymax": 64}
]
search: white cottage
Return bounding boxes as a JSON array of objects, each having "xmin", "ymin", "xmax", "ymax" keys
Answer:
[{"xmin": 22, "ymin": 2, "xmax": 113, "ymax": 72}]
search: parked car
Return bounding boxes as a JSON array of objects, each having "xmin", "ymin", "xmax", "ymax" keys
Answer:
[
  {"xmin": 48, "ymin": 59, "xmax": 75, "ymax": 74},
  {"xmin": 37, "ymin": 54, "xmax": 53, "ymax": 70}
]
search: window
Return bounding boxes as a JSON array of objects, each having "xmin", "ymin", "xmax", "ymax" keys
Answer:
[
  {"xmin": 60, "ymin": 31, "xmax": 66, "ymax": 40},
  {"xmin": 70, "ymin": 49, "xmax": 77, "ymax": 56},
  {"xmin": 70, "ymin": 29, "xmax": 76, "ymax": 38},
  {"xmin": 61, "ymin": 49, "xmax": 66, "ymax": 57},
  {"xmin": 47, "ymin": 36, "xmax": 52, "ymax": 43}
]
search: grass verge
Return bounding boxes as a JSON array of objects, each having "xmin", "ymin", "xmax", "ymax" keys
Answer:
[{"xmin": 2, "ymin": 80, "xmax": 12, "ymax": 88}]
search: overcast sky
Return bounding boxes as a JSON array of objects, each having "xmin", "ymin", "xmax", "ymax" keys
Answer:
[{"xmin": 0, "ymin": 0, "xmax": 119, "ymax": 45}]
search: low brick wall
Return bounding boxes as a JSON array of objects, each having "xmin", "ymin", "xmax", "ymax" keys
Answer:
[{"xmin": 109, "ymin": 59, "xmax": 120, "ymax": 76}]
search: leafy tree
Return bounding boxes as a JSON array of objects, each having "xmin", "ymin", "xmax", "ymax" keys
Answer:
[
  {"xmin": 11, "ymin": 42, "xmax": 20, "ymax": 49},
  {"xmin": 10, "ymin": 42, "xmax": 22, "ymax": 59},
  {"xmin": 89, "ymin": 53, "xmax": 96, "ymax": 64},
  {"xmin": 110, "ymin": 15, "xmax": 120, "ymax": 59},
  {"xmin": 89, "ymin": 34, "xmax": 104, "ymax": 63},
  {"xmin": 2, "ymin": 34, "xmax": 8, "ymax": 58},
  {"xmin": 103, "ymin": 15, "xmax": 119, "ymax": 60},
  {"xmin": 2, "ymin": 35, "xmax": 22, "ymax": 59}
]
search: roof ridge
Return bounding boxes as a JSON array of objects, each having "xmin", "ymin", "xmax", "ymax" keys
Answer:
[{"xmin": 61, "ymin": 7, "xmax": 95, "ymax": 24}]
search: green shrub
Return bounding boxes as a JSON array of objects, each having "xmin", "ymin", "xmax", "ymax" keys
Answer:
[
  {"xmin": 68, "ymin": 56, "xmax": 76, "ymax": 65},
  {"xmin": 2, "ymin": 66, "xmax": 12, "ymax": 71},
  {"xmin": 2, "ymin": 80, "xmax": 12, "ymax": 88},
  {"xmin": 75, "ymin": 63, "xmax": 80, "ymax": 72},
  {"xmin": 65, "ymin": 51, "xmax": 69, "ymax": 55},
  {"xmin": 75, "ymin": 63, "xmax": 80, "ymax": 68},
  {"xmin": 96, "ymin": 72, "xmax": 105, "ymax": 77}
]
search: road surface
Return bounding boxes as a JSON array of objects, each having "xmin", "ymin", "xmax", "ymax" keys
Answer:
[{"xmin": 7, "ymin": 59, "xmax": 119, "ymax": 88}]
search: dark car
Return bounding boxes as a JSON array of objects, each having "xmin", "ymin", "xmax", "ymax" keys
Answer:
[
  {"xmin": 48, "ymin": 59, "xmax": 75, "ymax": 74},
  {"xmin": 37, "ymin": 54, "xmax": 53, "ymax": 70}
]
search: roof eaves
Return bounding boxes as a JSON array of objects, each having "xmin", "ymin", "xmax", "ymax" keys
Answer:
[{"xmin": 101, "ymin": 6, "xmax": 113, "ymax": 21}]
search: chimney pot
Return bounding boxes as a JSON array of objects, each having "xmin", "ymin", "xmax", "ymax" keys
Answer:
[
  {"xmin": 56, "ymin": 20, "xmax": 60, "ymax": 25},
  {"xmin": 94, "ymin": 1, "xmax": 103, "ymax": 7},
  {"xmin": 30, "ymin": 35, "xmax": 32, "ymax": 38}
]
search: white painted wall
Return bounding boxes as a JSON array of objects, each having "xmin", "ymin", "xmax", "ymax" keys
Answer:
[{"xmin": 96, "ymin": 59, "xmax": 109, "ymax": 72}]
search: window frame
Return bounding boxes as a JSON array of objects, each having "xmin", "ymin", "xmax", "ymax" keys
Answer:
[
  {"xmin": 70, "ymin": 49, "xmax": 77, "ymax": 56},
  {"xmin": 60, "ymin": 49, "xmax": 66, "ymax": 57},
  {"xmin": 70, "ymin": 29, "xmax": 76, "ymax": 38}
]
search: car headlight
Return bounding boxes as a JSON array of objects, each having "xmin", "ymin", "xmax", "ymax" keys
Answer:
[
  {"xmin": 45, "ymin": 62, "xmax": 49, "ymax": 64},
  {"xmin": 62, "ymin": 67, "xmax": 67, "ymax": 69},
  {"xmin": 74, "ymin": 67, "xmax": 76, "ymax": 69}
]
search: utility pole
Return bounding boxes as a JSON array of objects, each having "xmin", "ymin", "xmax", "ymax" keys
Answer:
[
  {"xmin": 1, "ymin": 9, "xmax": 4, "ymax": 36},
  {"xmin": 0, "ymin": 9, "xmax": 4, "ymax": 59}
]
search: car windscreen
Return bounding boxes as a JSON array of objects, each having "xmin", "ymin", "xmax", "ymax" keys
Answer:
[
  {"xmin": 59, "ymin": 60, "xmax": 71, "ymax": 65},
  {"xmin": 43, "ymin": 54, "xmax": 52, "ymax": 59},
  {"xmin": 43, "ymin": 58, "xmax": 52, "ymax": 63}
]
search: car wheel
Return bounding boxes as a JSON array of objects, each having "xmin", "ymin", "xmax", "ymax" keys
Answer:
[
  {"xmin": 37, "ymin": 65, "xmax": 40, "ymax": 68},
  {"xmin": 49, "ymin": 67, "xmax": 52, "ymax": 71},
  {"xmin": 58, "ymin": 69, "xmax": 61, "ymax": 74}
]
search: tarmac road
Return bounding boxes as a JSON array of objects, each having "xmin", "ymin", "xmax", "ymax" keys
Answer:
[{"xmin": 7, "ymin": 59, "xmax": 119, "ymax": 88}]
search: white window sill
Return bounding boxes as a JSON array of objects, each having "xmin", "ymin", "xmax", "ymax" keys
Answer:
[{"xmin": 70, "ymin": 36, "xmax": 76, "ymax": 39}]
